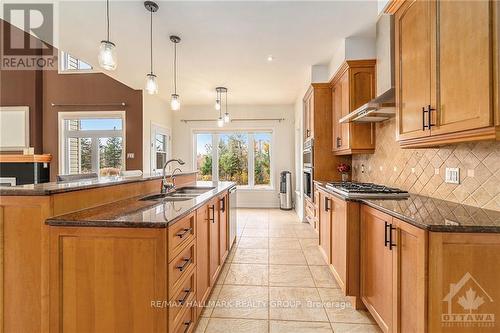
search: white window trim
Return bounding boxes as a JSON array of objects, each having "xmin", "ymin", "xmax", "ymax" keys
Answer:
[
  {"xmin": 58, "ymin": 51, "xmax": 96, "ymax": 74},
  {"xmin": 58, "ymin": 111, "xmax": 126, "ymax": 175},
  {"xmin": 192, "ymin": 129, "xmax": 274, "ymax": 190},
  {"xmin": 150, "ymin": 123, "xmax": 171, "ymax": 174}
]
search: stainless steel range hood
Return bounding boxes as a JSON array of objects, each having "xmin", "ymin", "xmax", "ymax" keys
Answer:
[{"xmin": 340, "ymin": 15, "xmax": 395, "ymax": 124}]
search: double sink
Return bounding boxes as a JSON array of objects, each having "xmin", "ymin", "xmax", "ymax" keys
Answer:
[{"xmin": 140, "ymin": 186, "xmax": 215, "ymax": 202}]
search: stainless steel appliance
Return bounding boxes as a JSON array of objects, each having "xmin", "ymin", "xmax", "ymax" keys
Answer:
[
  {"xmin": 303, "ymin": 167, "xmax": 313, "ymax": 199},
  {"xmin": 279, "ymin": 171, "xmax": 293, "ymax": 210},
  {"xmin": 303, "ymin": 138, "xmax": 313, "ymax": 168},
  {"xmin": 228, "ymin": 185, "xmax": 237, "ymax": 249},
  {"xmin": 325, "ymin": 181, "xmax": 409, "ymax": 199}
]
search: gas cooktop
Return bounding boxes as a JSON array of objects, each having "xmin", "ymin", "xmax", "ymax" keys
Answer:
[{"xmin": 325, "ymin": 181, "xmax": 410, "ymax": 199}]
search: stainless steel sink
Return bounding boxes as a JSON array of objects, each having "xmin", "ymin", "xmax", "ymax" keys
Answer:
[
  {"xmin": 174, "ymin": 186, "xmax": 215, "ymax": 194},
  {"xmin": 140, "ymin": 186, "xmax": 215, "ymax": 202}
]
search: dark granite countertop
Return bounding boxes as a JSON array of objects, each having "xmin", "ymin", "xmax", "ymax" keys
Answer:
[
  {"xmin": 46, "ymin": 181, "xmax": 235, "ymax": 228},
  {"xmin": 315, "ymin": 182, "xmax": 500, "ymax": 233},
  {"xmin": 0, "ymin": 171, "xmax": 198, "ymax": 196}
]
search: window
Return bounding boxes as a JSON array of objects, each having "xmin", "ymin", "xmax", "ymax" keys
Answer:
[
  {"xmin": 194, "ymin": 131, "xmax": 273, "ymax": 188},
  {"xmin": 60, "ymin": 51, "xmax": 93, "ymax": 72},
  {"xmin": 59, "ymin": 112, "xmax": 125, "ymax": 176},
  {"xmin": 151, "ymin": 124, "xmax": 170, "ymax": 174}
]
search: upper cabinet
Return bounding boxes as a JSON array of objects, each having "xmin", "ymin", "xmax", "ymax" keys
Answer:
[
  {"xmin": 303, "ymin": 89, "xmax": 314, "ymax": 141},
  {"xmin": 392, "ymin": 0, "xmax": 500, "ymax": 147},
  {"xmin": 330, "ymin": 60, "xmax": 377, "ymax": 155}
]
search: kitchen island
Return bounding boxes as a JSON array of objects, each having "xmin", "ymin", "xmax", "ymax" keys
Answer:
[{"xmin": 0, "ymin": 172, "xmax": 235, "ymax": 333}]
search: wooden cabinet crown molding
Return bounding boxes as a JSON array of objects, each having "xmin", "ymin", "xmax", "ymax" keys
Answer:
[
  {"xmin": 0, "ymin": 154, "xmax": 52, "ymax": 163},
  {"xmin": 384, "ymin": 0, "xmax": 405, "ymax": 14},
  {"xmin": 329, "ymin": 59, "xmax": 377, "ymax": 87}
]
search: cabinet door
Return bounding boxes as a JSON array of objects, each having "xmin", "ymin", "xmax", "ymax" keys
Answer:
[
  {"xmin": 431, "ymin": 0, "xmax": 493, "ymax": 136},
  {"xmin": 395, "ymin": 0, "xmax": 433, "ymax": 141},
  {"xmin": 219, "ymin": 194, "xmax": 229, "ymax": 263},
  {"xmin": 209, "ymin": 200, "xmax": 220, "ymax": 285},
  {"xmin": 339, "ymin": 72, "xmax": 350, "ymax": 150},
  {"xmin": 393, "ymin": 218, "xmax": 427, "ymax": 333},
  {"xmin": 360, "ymin": 205, "xmax": 394, "ymax": 333},
  {"xmin": 319, "ymin": 193, "xmax": 331, "ymax": 264},
  {"xmin": 196, "ymin": 205, "xmax": 210, "ymax": 317},
  {"xmin": 332, "ymin": 82, "xmax": 343, "ymax": 151},
  {"xmin": 330, "ymin": 198, "xmax": 347, "ymax": 292}
]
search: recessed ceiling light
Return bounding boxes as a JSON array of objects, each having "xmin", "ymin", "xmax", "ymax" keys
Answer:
[{"xmin": 267, "ymin": 55, "xmax": 274, "ymax": 62}]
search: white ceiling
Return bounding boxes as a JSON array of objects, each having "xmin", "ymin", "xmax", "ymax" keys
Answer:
[{"xmin": 55, "ymin": 1, "xmax": 378, "ymax": 105}]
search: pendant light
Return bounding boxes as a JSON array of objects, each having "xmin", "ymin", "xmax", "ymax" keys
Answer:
[
  {"xmin": 98, "ymin": 0, "xmax": 117, "ymax": 70},
  {"xmin": 144, "ymin": 1, "xmax": 159, "ymax": 95},
  {"xmin": 170, "ymin": 35, "xmax": 181, "ymax": 110},
  {"xmin": 215, "ymin": 87, "xmax": 228, "ymax": 127}
]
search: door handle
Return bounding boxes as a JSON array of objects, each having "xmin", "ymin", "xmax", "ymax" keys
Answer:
[
  {"xmin": 208, "ymin": 205, "xmax": 215, "ymax": 223},
  {"xmin": 422, "ymin": 106, "xmax": 429, "ymax": 130},
  {"xmin": 384, "ymin": 222, "xmax": 389, "ymax": 247},
  {"xmin": 324, "ymin": 197, "xmax": 330, "ymax": 212},
  {"xmin": 176, "ymin": 228, "xmax": 192, "ymax": 239},
  {"xmin": 427, "ymin": 104, "xmax": 435, "ymax": 128},
  {"xmin": 176, "ymin": 257, "xmax": 192, "ymax": 272},
  {"xmin": 183, "ymin": 320, "xmax": 192, "ymax": 333},
  {"xmin": 177, "ymin": 288, "xmax": 192, "ymax": 305},
  {"xmin": 336, "ymin": 137, "xmax": 342, "ymax": 148},
  {"xmin": 389, "ymin": 224, "xmax": 396, "ymax": 250},
  {"xmin": 220, "ymin": 197, "xmax": 225, "ymax": 213}
]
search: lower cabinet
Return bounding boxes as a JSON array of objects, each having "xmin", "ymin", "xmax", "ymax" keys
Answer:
[
  {"xmin": 195, "ymin": 204, "xmax": 210, "ymax": 317},
  {"xmin": 208, "ymin": 198, "xmax": 221, "ymax": 285},
  {"xmin": 319, "ymin": 192, "xmax": 332, "ymax": 263},
  {"xmin": 219, "ymin": 193, "xmax": 229, "ymax": 263},
  {"xmin": 360, "ymin": 204, "xmax": 426, "ymax": 333}
]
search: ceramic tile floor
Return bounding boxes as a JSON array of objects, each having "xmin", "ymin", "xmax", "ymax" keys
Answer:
[{"xmin": 194, "ymin": 208, "xmax": 382, "ymax": 333}]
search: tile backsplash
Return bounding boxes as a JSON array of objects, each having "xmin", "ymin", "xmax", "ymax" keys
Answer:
[{"xmin": 352, "ymin": 118, "xmax": 500, "ymax": 210}]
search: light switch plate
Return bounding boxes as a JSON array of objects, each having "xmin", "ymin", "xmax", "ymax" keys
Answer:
[
  {"xmin": 445, "ymin": 167, "xmax": 460, "ymax": 184},
  {"xmin": 126, "ymin": 153, "xmax": 135, "ymax": 159}
]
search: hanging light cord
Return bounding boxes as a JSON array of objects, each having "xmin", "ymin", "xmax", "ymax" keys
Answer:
[
  {"xmin": 150, "ymin": 10, "xmax": 153, "ymax": 74},
  {"xmin": 173, "ymin": 41, "xmax": 177, "ymax": 94},
  {"xmin": 106, "ymin": 0, "xmax": 110, "ymax": 41},
  {"xmin": 219, "ymin": 90, "xmax": 222, "ymax": 118},
  {"xmin": 225, "ymin": 90, "xmax": 228, "ymax": 114}
]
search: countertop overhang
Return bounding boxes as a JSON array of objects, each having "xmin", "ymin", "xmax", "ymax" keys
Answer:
[
  {"xmin": 45, "ymin": 181, "xmax": 236, "ymax": 228},
  {"xmin": 314, "ymin": 181, "xmax": 500, "ymax": 233}
]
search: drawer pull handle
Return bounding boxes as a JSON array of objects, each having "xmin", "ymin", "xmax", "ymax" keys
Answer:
[
  {"xmin": 176, "ymin": 257, "xmax": 192, "ymax": 272},
  {"xmin": 176, "ymin": 228, "xmax": 192, "ymax": 239},
  {"xmin": 183, "ymin": 320, "xmax": 192, "ymax": 333},
  {"xmin": 178, "ymin": 288, "xmax": 191, "ymax": 305}
]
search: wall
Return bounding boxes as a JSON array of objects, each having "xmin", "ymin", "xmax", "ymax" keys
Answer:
[
  {"xmin": 142, "ymin": 95, "xmax": 173, "ymax": 173},
  {"xmin": 0, "ymin": 19, "xmax": 43, "ymax": 152},
  {"xmin": 352, "ymin": 119, "xmax": 500, "ymax": 210},
  {"xmin": 171, "ymin": 105, "xmax": 295, "ymax": 208},
  {"xmin": 1, "ymin": 19, "xmax": 144, "ymax": 181}
]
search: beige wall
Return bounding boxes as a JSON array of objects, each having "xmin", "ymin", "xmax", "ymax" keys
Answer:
[
  {"xmin": 352, "ymin": 118, "xmax": 500, "ymax": 210},
  {"xmin": 142, "ymin": 95, "xmax": 173, "ymax": 174}
]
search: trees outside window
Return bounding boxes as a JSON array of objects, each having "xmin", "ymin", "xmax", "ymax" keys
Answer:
[{"xmin": 195, "ymin": 131, "xmax": 272, "ymax": 188}]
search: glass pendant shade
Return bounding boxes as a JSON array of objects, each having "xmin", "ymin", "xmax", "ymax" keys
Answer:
[
  {"xmin": 217, "ymin": 117, "xmax": 224, "ymax": 127},
  {"xmin": 223, "ymin": 112, "xmax": 230, "ymax": 123},
  {"xmin": 145, "ymin": 73, "xmax": 158, "ymax": 95},
  {"xmin": 98, "ymin": 40, "xmax": 117, "ymax": 70},
  {"xmin": 171, "ymin": 94, "xmax": 181, "ymax": 111},
  {"xmin": 215, "ymin": 99, "xmax": 221, "ymax": 111}
]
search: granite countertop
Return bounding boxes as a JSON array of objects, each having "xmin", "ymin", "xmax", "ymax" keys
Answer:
[
  {"xmin": 46, "ymin": 181, "xmax": 236, "ymax": 228},
  {"xmin": 0, "ymin": 171, "xmax": 198, "ymax": 196},
  {"xmin": 316, "ymin": 183, "xmax": 500, "ymax": 233}
]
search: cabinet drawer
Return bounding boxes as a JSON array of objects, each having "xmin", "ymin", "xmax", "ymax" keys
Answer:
[
  {"xmin": 168, "ymin": 212, "xmax": 196, "ymax": 262},
  {"xmin": 169, "ymin": 270, "xmax": 196, "ymax": 331},
  {"xmin": 169, "ymin": 241, "xmax": 196, "ymax": 291},
  {"xmin": 173, "ymin": 305, "xmax": 196, "ymax": 333}
]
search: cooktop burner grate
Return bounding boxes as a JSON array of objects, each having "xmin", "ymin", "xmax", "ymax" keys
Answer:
[{"xmin": 325, "ymin": 181, "xmax": 409, "ymax": 199}]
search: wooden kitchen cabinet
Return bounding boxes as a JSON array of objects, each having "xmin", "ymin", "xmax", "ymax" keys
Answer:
[
  {"xmin": 303, "ymin": 89, "xmax": 314, "ymax": 140},
  {"xmin": 318, "ymin": 191, "xmax": 332, "ymax": 264},
  {"xmin": 391, "ymin": 0, "xmax": 500, "ymax": 147},
  {"xmin": 208, "ymin": 198, "xmax": 220, "ymax": 286},
  {"xmin": 330, "ymin": 60, "xmax": 376, "ymax": 155},
  {"xmin": 196, "ymin": 203, "xmax": 210, "ymax": 317},
  {"xmin": 360, "ymin": 204, "xmax": 426, "ymax": 333},
  {"xmin": 219, "ymin": 193, "xmax": 229, "ymax": 263}
]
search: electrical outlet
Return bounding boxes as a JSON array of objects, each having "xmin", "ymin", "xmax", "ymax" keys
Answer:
[{"xmin": 445, "ymin": 167, "xmax": 460, "ymax": 184}]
